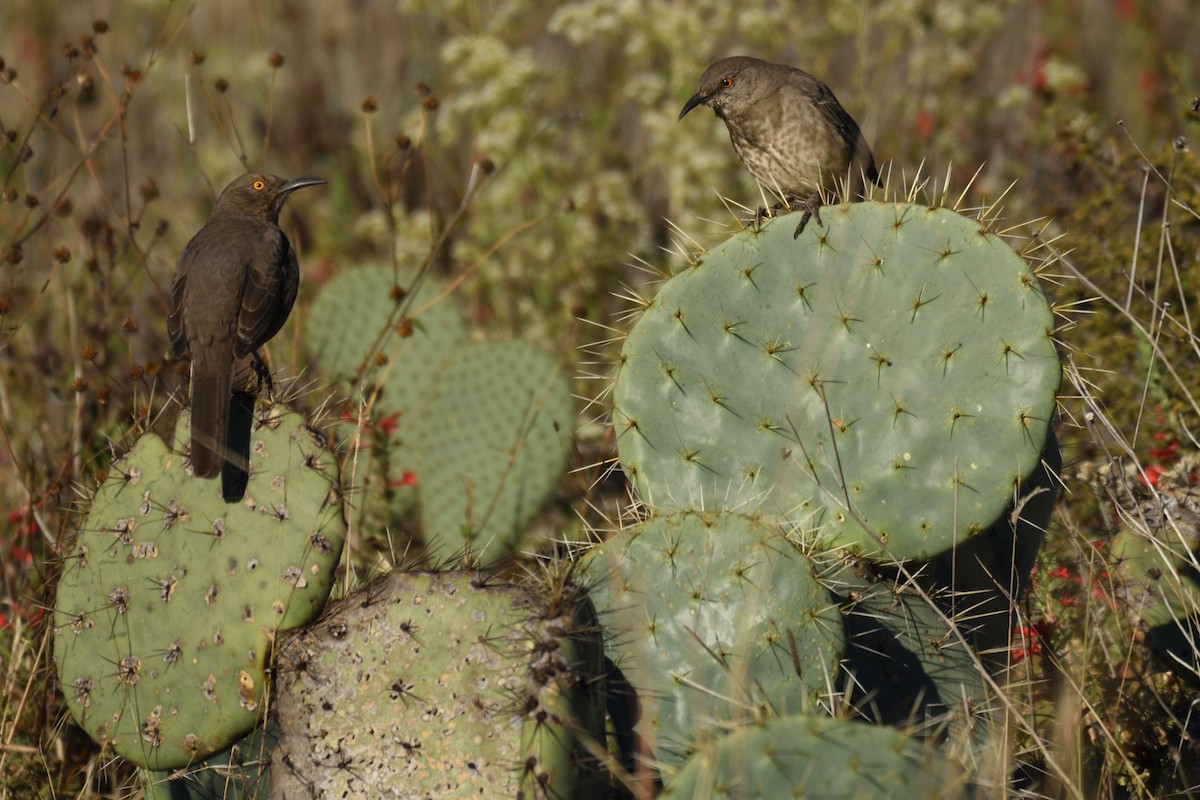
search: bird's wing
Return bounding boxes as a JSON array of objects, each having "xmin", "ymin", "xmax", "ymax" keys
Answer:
[
  {"xmin": 807, "ymin": 78, "xmax": 880, "ymax": 188},
  {"xmin": 167, "ymin": 233, "xmax": 204, "ymax": 358},
  {"xmin": 235, "ymin": 225, "xmax": 295, "ymax": 357},
  {"xmin": 167, "ymin": 268, "xmax": 189, "ymax": 358}
]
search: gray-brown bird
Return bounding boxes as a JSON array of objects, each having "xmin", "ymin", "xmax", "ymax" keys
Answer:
[
  {"xmin": 168, "ymin": 173, "xmax": 324, "ymax": 479},
  {"xmin": 679, "ymin": 56, "xmax": 879, "ymax": 237}
]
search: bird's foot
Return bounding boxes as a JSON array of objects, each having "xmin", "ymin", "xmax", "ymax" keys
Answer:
[
  {"xmin": 792, "ymin": 196, "xmax": 824, "ymax": 239},
  {"xmin": 250, "ymin": 352, "xmax": 275, "ymax": 400},
  {"xmin": 753, "ymin": 206, "xmax": 769, "ymax": 231},
  {"xmin": 753, "ymin": 201, "xmax": 790, "ymax": 232}
]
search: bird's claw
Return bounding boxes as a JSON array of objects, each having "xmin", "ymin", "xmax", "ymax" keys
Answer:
[
  {"xmin": 792, "ymin": 197, "xmax": 824, "ymax": 239},
  {"xmin": 250, "ymin": 352, "xmax": 275, "ymax": 400}
]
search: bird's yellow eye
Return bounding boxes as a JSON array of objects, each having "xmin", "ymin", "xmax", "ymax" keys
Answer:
[
  {"xmin": 721, "ymin": 76, "xmax": 733, "ymax": 89},
  {"xmin": 252, "ymin": 179, "xmax": 266, "ymax": 191}
]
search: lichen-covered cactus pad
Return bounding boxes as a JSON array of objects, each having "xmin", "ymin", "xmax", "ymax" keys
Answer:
[
  {"xmin": 271, "ymin": 569, "xmax": 607, "ymax": 799},
  {"xmin": 54, "ymin": 405, "xmax": 345, "ymax": 769},
  {"xmin": 614, "ymin": 202, "xmax": 1060, "ymax": 561}
]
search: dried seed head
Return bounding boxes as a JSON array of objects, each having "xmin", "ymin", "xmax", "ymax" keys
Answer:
[
  {"xmin": 121, "ymin": 316, "xmax": 139, "ymax": 333},
  {"xmin": 361, "ymin": 96, "xmax": 377, "ymax": 113},
  {"xmin": 91, "ymin": 19, "xmax": 109, "ymax": 33},
  {"xmin": 190, "ymin": 50, "xmax": 205, "ymax": 65},
  {"xmin": 214, "ymin": 77, "xmax": 229, "ymax": 93},
  {"xmin": 395, "ymin": 133, "xmax": 411, "ymax": 150},
  {"xmin": 268, "ymin": 51, "xmax": 284, "ymax": 68},
  {"xmin": 53, "ymin": 246, "xmax": 71, "ymax": 263}
]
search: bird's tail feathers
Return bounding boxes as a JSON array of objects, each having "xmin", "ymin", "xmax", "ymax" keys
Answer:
[{"xmin": 189, "ymin": 363, "xmax": 231, "ymax": 479}]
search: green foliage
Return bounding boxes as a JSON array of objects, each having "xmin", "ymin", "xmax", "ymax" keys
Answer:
[
  {"xmin": 614, "ymin": 202, "xmax": 1060, "ymax": 561},
  {"xmin": 53, "ymin": 405, "xmax": 344, "ymax": 770},
  {"xmin": 660, "ymin": 714, "xmax": 974, "ymax": 799},
  {"xmin": 584, "ymin": 510, "xmax": 843, "ymax": 771},
  {"xmin": 270, "ymin": 568, "xmax": 609, "ymax": 798},
  {"xmin": 414, "ymin": 340, "xmax": 573, "ymax": 563}
]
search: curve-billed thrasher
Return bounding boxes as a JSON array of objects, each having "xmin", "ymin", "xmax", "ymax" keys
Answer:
[
  {"xmin": 680, "ymin": 56, "xmax": 879, "ymax": 236},
  {"xmin": 168, "ymin": 173, "xmax": 324, "ymax": 479}
]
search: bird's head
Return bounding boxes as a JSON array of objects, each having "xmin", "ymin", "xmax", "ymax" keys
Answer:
[
  {"xmin": 212, "ymin": 173, "xmax": 326, "ymax": 223},
  {"xmin": 679, "ymin": 56, "xmax": 769, "ymax": 122}
]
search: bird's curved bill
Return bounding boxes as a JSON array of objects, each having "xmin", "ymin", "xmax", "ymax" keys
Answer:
[
  {"xmin": 280, "ymin": 177, "xmax": 327, "ymax": 193},
  {"xmin": 678, "ymin": 92, "xmax": 707, "ymax": 121}
]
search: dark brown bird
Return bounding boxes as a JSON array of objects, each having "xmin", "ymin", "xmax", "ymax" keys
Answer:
[
  {"xmin": 168, "ymin": 173, "xmax": 324, "ymax": 478},
  {"xmin": 679, "ymin": 56, "xmax": 879, "ymax": 237}
]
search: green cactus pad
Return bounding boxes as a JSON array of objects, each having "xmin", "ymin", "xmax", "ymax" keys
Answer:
[
  {"xmin": 306, "ymin": 264, "xmax": 467, "ymax": 520},
  {"xmin": 53, "ymin": 404, "xmax": 345, "ymax": 770},
  {"xmin": 1113, "ymin": 527, "xmax": 1200, "ymax": 632},
  {"xmin": 614, "ymin": 202, "xmax": 1060, "ymax": 561},
  {"xmin": 270, "ymin": 569, "xmax": 608, "ymax": 799},
  {"xmin": 583, "ymin": 511, "xmax": 843, "ymax": 771},
  {"xmin": 661, "ymin": 714, "xmax": 974, "ymax": 799},
  {"xmin": 413, "ymin": 341, "xmax": 573, "ymax": 564}
]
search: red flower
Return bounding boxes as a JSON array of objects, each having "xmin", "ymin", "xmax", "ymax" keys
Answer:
[
  {"xmin": 1139, "ymin": 466, "xmax": 1165, "ymax": 488},
  {"xmin": 390, "ymin": 470, "xmax": 417, "ymax": 488},
  {"xmin": 377, "ymin": 411, "xmax": 402, "ymax": 437}
]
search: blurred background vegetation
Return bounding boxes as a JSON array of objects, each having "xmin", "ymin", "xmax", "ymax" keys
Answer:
[{"xmin": 2, "ymin": 0, "xmax": 1199, "ymax": 796}]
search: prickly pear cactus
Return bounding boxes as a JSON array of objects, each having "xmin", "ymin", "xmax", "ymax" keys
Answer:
[
  {"xmin": 661, "ymin": 714, "xmax": 974, "ymax": 799},
  {"xmin": 271, "ymin": 569, "xmax": 609, "ymax": 799},
  {"xmin": 413, "ymin": 341, "xmax": 573, "ymax": 564},
  {"xmin": 614, "ymin": 202, "xmax": 1060, "ymax": 561},
  {"xmin": 53, "ymin": 404, "xmax": 345, "ymax": 770},
  {"xmin": 584, "ymin": 511, "xmax": 843, "ymax": 772},
  {"xmin": 306, "ymin": 264, "xmax": 467, "ymax": 521}
]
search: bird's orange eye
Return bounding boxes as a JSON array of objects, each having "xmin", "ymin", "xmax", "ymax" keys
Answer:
[
  {"xmin": 252, "ymin": 180, "xmax": 266, "ymax": 191},
  {"xmin": 721, "ymin": 76, "xmax": 733, "ymax": 89}
]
